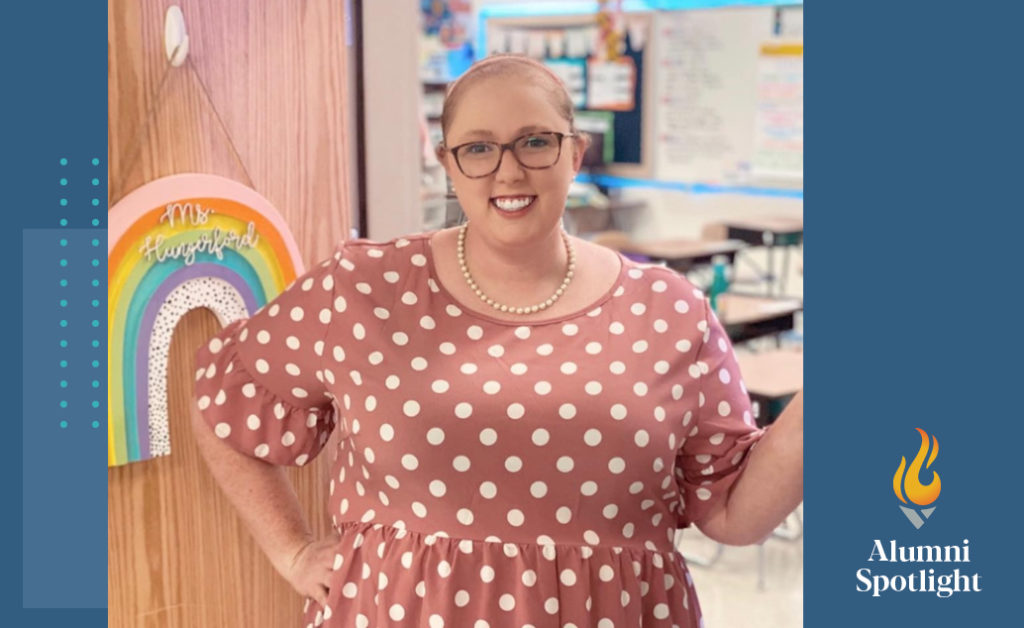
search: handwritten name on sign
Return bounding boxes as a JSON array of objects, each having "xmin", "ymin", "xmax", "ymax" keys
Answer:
[{"xmin": 138, "ymin": 202, "xmax": 260, "ymax": 266}]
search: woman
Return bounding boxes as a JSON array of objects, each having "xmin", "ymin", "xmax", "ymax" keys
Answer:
[{"xmin": 192, "ymin": 54, "xmax": 803, "ymax": 627}]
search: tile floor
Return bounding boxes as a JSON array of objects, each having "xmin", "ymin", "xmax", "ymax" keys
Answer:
[{"xmin": 676, "ymin": 508, "xmax": 804, "ymax": 628}]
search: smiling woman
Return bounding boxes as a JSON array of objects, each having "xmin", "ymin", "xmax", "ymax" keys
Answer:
[
  {"xmin": 436, "ymin": 56, "xmax": 587, "ymax": 256},
  {"xmin": 192, "ymin": 53, "xmax": 803, "ymax": 628},
  {"xmin": 430, "ymin": 56, "xmax": 610, "ymax": 319}
]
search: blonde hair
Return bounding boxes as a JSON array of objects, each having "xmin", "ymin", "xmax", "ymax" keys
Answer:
[{"xmin": 438, "ymin": 54, "xmax": 578, "ymax": 150}]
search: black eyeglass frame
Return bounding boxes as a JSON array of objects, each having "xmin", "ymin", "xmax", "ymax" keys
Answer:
[{"xmin": 443, "ymin": 131, "xmax": 577, "ymax": 179}]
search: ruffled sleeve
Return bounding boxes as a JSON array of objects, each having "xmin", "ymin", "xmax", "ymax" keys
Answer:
[
  {"xmin": 192, "ymin": 253, "xmax": 344, "ymax": 466},
  {"xmin": 674, "ymin": 298, "xmax": 766, "ymax": 528}
]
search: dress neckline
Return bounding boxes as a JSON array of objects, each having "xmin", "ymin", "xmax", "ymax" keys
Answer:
[{"xmin": 419, "ymin": 230, "xmax": 629, "ymax": 327}]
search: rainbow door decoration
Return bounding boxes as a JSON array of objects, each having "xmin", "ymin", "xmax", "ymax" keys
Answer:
[{"xmin": 108, "ymin": 174, "xmax": 305, "ymax": 466}]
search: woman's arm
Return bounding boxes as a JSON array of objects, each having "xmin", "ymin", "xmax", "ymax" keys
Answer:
[
  {"xmin": 190, "ymin": 402, "xmax": 336, "ymax": 605},
  {"xmin": 695, "ymin": 390, "xmax": 803, "ymax": 545}
]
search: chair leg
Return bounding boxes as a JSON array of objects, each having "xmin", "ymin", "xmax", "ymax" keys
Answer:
[
  {"xmin": 757, "ymin": 543, "xmax": 766, "ymax": 591},
  {"xmin": 781, "ymin": 245, "xmax": 792, "ymax": 296}
]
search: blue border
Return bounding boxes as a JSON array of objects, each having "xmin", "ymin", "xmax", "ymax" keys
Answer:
[
  {"xmin": 577, "ymin": 172, "xmax": 804, "ymax": 198},
  {"xmin": 6, "ymin": 1, "xmax": 107, "ymax": 624},
  {"xmin": 8, "ymin": 1, "xmax": 1024, "ymax": 625}
]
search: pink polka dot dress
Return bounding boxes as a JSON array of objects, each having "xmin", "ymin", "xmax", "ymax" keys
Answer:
[{"xmin": 194, "ymin": 232, "xmax": 764, "ymax": 628}]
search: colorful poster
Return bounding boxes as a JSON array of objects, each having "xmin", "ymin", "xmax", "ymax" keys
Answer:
[
  {"xmin": 586, "ymin": 57, "xmax": 636, "ymax": 111},
  {"xmin": 752, "ymin": 42, "xmax": 803, "ymax": 179}
]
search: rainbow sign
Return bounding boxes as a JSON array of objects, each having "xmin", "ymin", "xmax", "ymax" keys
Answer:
[{"xmin": 108, "ymin": 174, "xmax": 305, "ymax": 466}]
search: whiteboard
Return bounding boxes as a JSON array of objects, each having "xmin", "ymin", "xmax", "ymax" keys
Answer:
[{"xmin": 652, "ymin": 6, "xmax": 800, "ymax": 186}]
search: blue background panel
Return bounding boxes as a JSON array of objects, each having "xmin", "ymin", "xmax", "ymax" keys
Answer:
[
  {"xmin": 22, "ymin": 230, "xmax": 107, "ymax": 608},
  {"xmin": 4, "ymin": 1, "xmax": 107, "ymax": 625},
  {"xmin": 806, "ymin": 1, "xmax": 1024, "ymax": 625}
]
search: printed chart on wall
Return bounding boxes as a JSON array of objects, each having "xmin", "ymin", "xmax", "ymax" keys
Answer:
[
  {"xmin": 753, "ymin": 41, "xmax": 803, "ymax": 179},
  {"xmin": 653, "ymin": 7, "xmax": 798, "ymax": 185}
]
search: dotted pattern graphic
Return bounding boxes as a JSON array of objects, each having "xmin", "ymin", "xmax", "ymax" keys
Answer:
[
  {"xmin": 146, "ymin": 277, "xmax": 249, "ymax": 457},
  {"xmin": 22, "ymin": 155, "xmax": 109, "ymax": 611},
  {"xmin": 57, "ymin": 156, "xmax": 106, "ymax": 229},
  {"xmin": 28, "ymin": 157, "xmax": 107, "ymax": 436}
]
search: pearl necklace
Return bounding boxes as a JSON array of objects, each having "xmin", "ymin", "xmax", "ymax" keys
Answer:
[{"xmin": 457, "ymin": 222, "xmax": 576, "ymax": 315}]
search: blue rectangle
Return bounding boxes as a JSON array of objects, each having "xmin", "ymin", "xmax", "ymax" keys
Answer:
[
  {"xmin": 806, "ymin": 2, "xmax": 1022, "ymax": 626},
  {"xmin": 22, "ymin": 230, "xmax": 107, "ymax": 608}
]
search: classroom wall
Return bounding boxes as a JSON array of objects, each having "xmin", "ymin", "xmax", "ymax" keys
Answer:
[
  {"xmin": 363, "ymin": 0, "xmax": 424, "ymax": 241},
  {"xmin": 107, "ymin": 1, "xmax": 352, "ymax": 626}
]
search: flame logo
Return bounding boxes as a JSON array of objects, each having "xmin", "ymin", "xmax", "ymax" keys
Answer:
[{"xmin": 893, "ymin": 428, "xmax": 941, "ymax": 506}]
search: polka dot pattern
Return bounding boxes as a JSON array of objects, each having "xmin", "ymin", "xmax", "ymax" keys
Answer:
[
  {"xmin": 193, "ymin": 235, "xmax": 763, "ymax": 627},
  {"xmin": 194, "ymin": 262, "xmax": 340, "ymax": 467}
]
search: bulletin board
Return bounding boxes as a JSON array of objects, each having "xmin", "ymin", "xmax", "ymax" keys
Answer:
[
  {"xmin": 480, "ymin": 4, "xmax": 803, "ymax": 189},
  {"xmin": 484, "ymin": 13, "xmax": 651, "ymax": 167}
]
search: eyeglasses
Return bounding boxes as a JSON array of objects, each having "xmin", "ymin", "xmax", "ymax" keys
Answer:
[{"xmin": 445, "ymin": 131, "xmax": 575, "ymax": 179}]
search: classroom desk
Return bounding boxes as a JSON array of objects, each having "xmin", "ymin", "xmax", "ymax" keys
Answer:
[
  {"xmin": 619, "ymin": 238, "xmax": 747, "ymax": 274},
  {"xmin": 735, "ymin": 348, "xmax": 803, "ymax": 426},
  {"xmin": 716, "ymin": 292, "xmax": 803, "ymax": 344},
  {"xmin": 724, "ymin": 216, "xmax": 803, "ymax": 296}
]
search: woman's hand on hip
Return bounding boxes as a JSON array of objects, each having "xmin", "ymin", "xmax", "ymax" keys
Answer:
[{"xmin": 282, "ymin": 533, "xmax": 341, "ymax": 607}]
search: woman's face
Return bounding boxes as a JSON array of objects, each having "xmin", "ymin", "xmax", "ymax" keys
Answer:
[{"xmin": 443, "ymin": 74, "xmax": 584, "ymax": 248}]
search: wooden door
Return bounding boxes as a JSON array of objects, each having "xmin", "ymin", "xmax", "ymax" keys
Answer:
[{"xmin": 108, "ymin": 1, "xmax": 352, "ymax": 626}]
